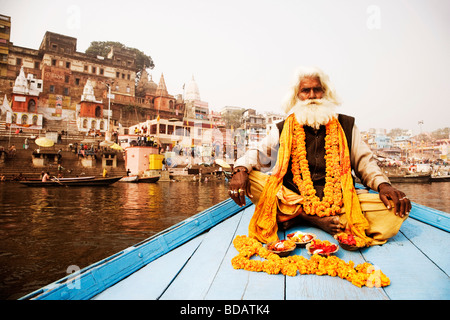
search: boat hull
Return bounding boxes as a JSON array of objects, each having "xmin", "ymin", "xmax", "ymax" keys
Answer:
[
  {"xmin": 137, "ymin": 176, "xmax": 160, "ymax": 183},
  {"xmin": 20, "ymin": 176, "xmax": 123, "ymax": 187},
  {"xmin": 388, "ymin": 174, "xmax": 431, "ymax": 183},
  {"xmin": 430, "ymin": 175, "xmax": 450, "ymax": 182},
  {"xmin": 119, "ymin": 175, "xmax": 139, "ymax": 183}
]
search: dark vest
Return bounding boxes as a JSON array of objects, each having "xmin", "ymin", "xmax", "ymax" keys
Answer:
[{"xmin": 276, "ymin": 114, "xmax": 354, "ymax": 199}]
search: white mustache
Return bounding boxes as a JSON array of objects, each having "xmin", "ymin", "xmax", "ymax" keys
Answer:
[
  {"xmin": 302, "ymin": 99, "xmax": 325, "ymax": 106},
  {"xmin": 292, "ymin": 99, "xmax": 337, "ymax": 129}
]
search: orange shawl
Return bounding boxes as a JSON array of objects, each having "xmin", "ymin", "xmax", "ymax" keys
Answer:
[{"xmin": 248, "ymin": 114, "xmax": 372, "ymax": 246}]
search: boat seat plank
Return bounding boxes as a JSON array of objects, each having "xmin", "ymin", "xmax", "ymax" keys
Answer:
[
  {"xmin": 400, "ymin": 217, "xmax": 450, "ymax": 275},
  {"xmin": 205, "ymin": 207, "xmax": 286, "ymax": 300},
  {"xmin": 159, "ymin": 209, "xmax": 247, "ymax": 300},
  {"xmin": 360, "ymin": 225, "xmax": 450, "ymax": 300},
  {"xmin": 93, "ymin": 235, "xmax": 205, "ymax": 300}
]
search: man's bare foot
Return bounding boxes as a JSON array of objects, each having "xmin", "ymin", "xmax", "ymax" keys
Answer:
[{"xmin": 298, "ymin": 212, "xmax": 342, "ymax": 235}]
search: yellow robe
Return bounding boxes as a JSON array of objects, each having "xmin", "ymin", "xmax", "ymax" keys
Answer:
[{"xmin": 247, "ymin": 114, "xmax": 407, "ymax": 245}]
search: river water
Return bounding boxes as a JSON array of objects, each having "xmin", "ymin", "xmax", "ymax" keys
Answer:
[{"xmin": 0, "ymin": 180, "xmax": 448, "ymax": 300}]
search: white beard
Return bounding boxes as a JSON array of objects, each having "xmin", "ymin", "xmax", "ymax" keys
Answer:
[{"xmin": 291, "ymin": 99, "xmax": 338, "ymax": 129}]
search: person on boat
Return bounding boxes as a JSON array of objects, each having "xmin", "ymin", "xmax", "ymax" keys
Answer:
[
  {"xmin": 228, "ymin": 66, "xmax": 411, "ymax": 246},
  {"xmin": 42, "ymin": 172, "xmax": 50, "ymax": 182}
]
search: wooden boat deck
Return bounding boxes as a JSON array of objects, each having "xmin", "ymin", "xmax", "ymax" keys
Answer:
[
  {"xmin": 92, "ymin": 202, "xmax": 449, "ymax": 300},
  {"xmin": 21, "ymin": 196, "xmax": 449, "ymax": 301}
]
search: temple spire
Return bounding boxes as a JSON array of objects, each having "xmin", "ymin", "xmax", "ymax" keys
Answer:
[{"xmin": 156, "ymin": 73, "xmax": 168, "ymax": 96}]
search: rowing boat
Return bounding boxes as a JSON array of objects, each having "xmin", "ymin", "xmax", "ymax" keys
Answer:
[
  {"xmin": 20, "ymin": 185, "xmax": 449, "ymax": 301},
  {"xmin": 119, "ymin": 175, "xmax": 139, "ymax": 182},
  {"xmin": 19, "ymin": 176, "xmax": 123, "ymax": 187},
  {"xmin": 137, "ymin": 175, "xmax": 160, "ymax": 183},
  {"xmin": 54, "ymin": 176, "xmax": 96, "ymax": 181}
]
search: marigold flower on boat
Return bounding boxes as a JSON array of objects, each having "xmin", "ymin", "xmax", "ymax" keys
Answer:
[{"xmin": 231, "ymin": 235, "xmax": 390, "ymax": 288}]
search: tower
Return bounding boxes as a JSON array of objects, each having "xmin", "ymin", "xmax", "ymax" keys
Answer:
[
  {"xmin": 77, "ymin": 79, "xmax": 107, "ymax": 133},
  {"xmin": 6, "ymin": 66, "xmax": 43, "ymax": 129}
]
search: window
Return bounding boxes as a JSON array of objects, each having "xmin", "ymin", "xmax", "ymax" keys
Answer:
[
  {"xmin": 92, "ymin": 67, "xmax": 96, "ymax": 74},
  {"xmin": 95, "ymin": 106, "xmax": 102, "ymax": 117},
  {"xmin": 127, "ymin": 74, "xmax": 130, "ymax": 80},
  {"xmin": 52, "ymin": 44, "xmax": 57, "ymax": 51},
  {"xmin": 100, "ymin": 68, "xmax": 104, "ymax": 75},
  {"xmin": 65, "ymin": 75, "xmax": 69, "ymax": 83},
  {"xmin": 49, "ymin": 85, "xmax": 55, "ymax": 93},
  {"xmin": 75, "ymin": 78, "xmax": 80, "ymax": 85},
  {"xmin": 122, "ymin": 73, "xmax": 125, "ymax": 79},
  {"xmin": 28, "ymin": 99, "xmax": 36, "ymax": 113},
  {"xmin": 52, "ymin": 59, "xmax": 57, "ymax": 66},
  {"xmin": 83, "ymin": 119, "xmax": 88, "ymax": 128},
  {"xmin": 32, "ymin": 115, "xmax": 38, "ymax": 125},
  {"xmin": 84, "ymin": 65, "xmax": 88, "ymax": 71},
  {"xmin": 16, "ymin": 58, "xmax": 22, "ymax": 66},
  {"xmin": 66, "ymin": 61, "xmax": 70, "ymax": 68},
  {"xmin": 116, "ymin": 72, "xmax": 120, "ymax": 78},
  {"xmin": 12, "ymin": 113, "xmax": 17, "ymax": 123},
  {"xmin": 159, "ymin": 124, "xmax": 166, "ymax": 134},
  {"xmin": 175, "ymin": 126, "xmax": 183, "ymax": 135},
  {"xmin": 167, "ymin": 125, "xmax": 174, "ymax": 135},
  {"xmin": 64, "ymin": 87, "xmax": 69, "ymax": 95},
  {"xmin": 34, "ymin": 61, "xmax": 40, "ymax": 69}
]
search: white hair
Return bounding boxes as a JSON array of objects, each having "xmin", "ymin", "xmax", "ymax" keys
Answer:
[{"xmin": 282, "ymin": 66, "xmax": 341, "ymax": 114}]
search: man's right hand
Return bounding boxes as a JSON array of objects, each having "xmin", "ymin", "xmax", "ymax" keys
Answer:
[{"xmin": 228, "ymin": 167, "xmax": 253, "ymax": 207}]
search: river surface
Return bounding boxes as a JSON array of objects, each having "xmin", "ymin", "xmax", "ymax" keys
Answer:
[{"xmin": 0, "ymin": 180, "xmax": 448, "ymax": 300}]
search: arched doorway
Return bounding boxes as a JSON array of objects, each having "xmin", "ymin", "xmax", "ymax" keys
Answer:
[
  {"xmin": 95, "ymin": 106, "xmax": 102, "ymax": 117},
  {"xmin": 28, "ymin": 99, "xmax": 36, "ymax": 113},
  {"xmin": 21, "ymin": 114, "xmax": 28, "ymax": 125}
]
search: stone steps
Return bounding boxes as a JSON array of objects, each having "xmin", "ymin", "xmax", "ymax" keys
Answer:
[{"xmin": 0, "ymin": 143, "xmax": 126, "ymax": 181}]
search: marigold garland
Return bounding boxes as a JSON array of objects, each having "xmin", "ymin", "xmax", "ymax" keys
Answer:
[
  {"xmin": 291, "ymin": 117, "xmax": 343, "ymax": 217},
  {"xmin": 231, "ymin": 235, "xmax": 390, "ymax": 288}
]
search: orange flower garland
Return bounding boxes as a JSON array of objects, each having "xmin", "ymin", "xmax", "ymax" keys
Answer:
[
  {"xmin": 231, "ymin": 235, "xmax": 390, "ymax": 288},
  {"xmin": 291, "ymin": 117, "xmax": 343, "ymax": 217}
]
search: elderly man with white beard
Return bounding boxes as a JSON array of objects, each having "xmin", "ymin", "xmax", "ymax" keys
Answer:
[{"xmin": 228, "ymin": 66, "xmax": 410, "ymax": 246}]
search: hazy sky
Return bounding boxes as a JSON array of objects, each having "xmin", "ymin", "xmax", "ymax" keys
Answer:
[{"xmin": 3, "ymin": 0, "xmax": 450, "ymax": 134}]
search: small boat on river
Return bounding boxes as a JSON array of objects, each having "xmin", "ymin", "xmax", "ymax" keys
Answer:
[
  {"xmin": 137, "ymin": 175, "xmax": 160, "ymax": 183},
  {"xmin": 119, "ymin": 175, "xmax": 139, "ymax": 183},
  {"xmin": 20, "ymin": 184, "xmax": 449, "ymax": 301},
  {"xmin": 430, "ymin": 175, "xmax": 450, "ymax": 182},
  {"xmin": 387, "ymin": 173, "xmax": 431, "ymax": 183},
  {"xmin": 20, "ymin": 176, "xmax": 122, "ymax": 187}
]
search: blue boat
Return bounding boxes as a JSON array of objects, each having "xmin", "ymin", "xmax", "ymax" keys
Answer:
[{"xmin": 20, "ymin": 185, "xmax": 449, "ymax": 300}]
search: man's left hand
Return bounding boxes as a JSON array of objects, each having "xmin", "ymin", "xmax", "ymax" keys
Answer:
[{"xmin": 378, "ymin": 182, "xmax": 411, "ymax": 218}]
